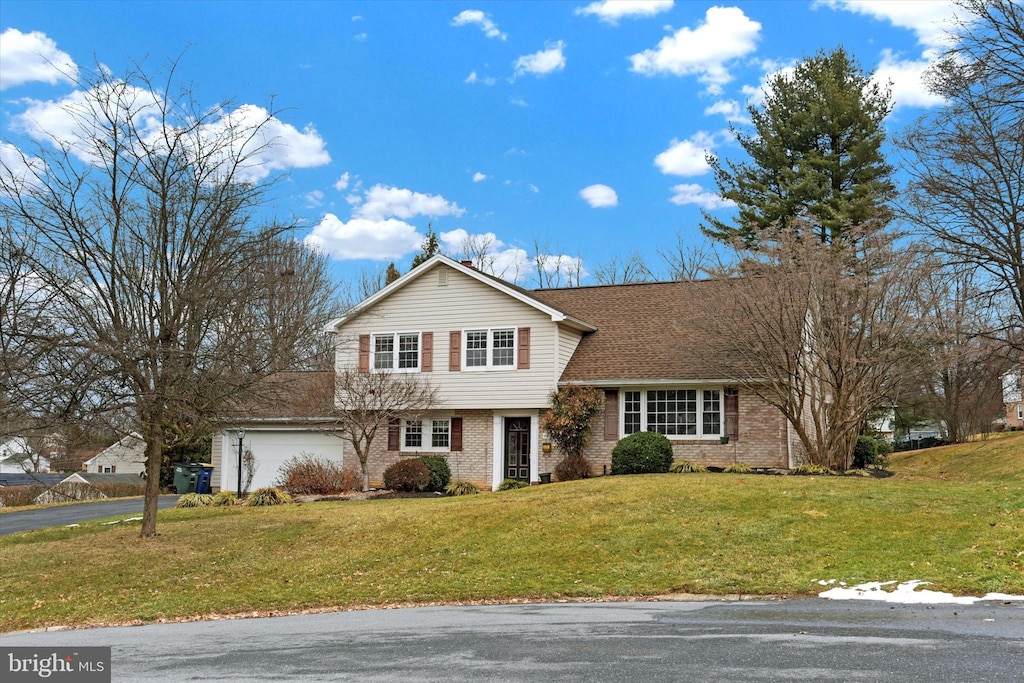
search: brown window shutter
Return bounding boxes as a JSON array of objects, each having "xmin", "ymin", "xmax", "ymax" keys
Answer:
[
  {"xmin": 450, "ymin": 417, "xmax": 463, "ymax": 451},
  {"xmin": 724, "ymin": 387, "xmax": 739, "ymax": 440},
  {"xmin": 387, "ymin": 418, "xmax": 400, "ymax": 451},
  {"xmin": 604, "ymin": 390, "xmax": 619, "ymax": 441},
  {"xmin": 449, "ymin": 331, "xmax": 461, "ymax": 371},
  {"xmin": 421, "ymin": 332, "xmax": 433, "ymax": 372},
  {"xmin": 517, "ymin": 327, "xmax": 530, "ymax": 369},
  {"xmin": 358, "ymin": 334, "xmax": 370, "ymax": 373}
]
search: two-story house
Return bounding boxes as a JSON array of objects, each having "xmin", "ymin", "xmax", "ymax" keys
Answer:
[{"xmin": 296, "ymin": 255, "xmax": 802, "ymax": 491}]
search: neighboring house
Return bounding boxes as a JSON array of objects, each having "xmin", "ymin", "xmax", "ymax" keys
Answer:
[
  {"xmin": 0, "ymin": 437, "xmax": 49, "ymax": 473},
  {"xmin": 0, "ymin": 472, "xmax": 65, "ymax": 488},
  {"xmin": 231, "ymin": 255, "xmax": 804, "ymax": 492},
  {"xmin": 1001, "ymin": 362, "xmax": 1023, "ymax": 430},
  {"xmin": 211, "ymin": 371, "xmax": 344, "ymax": 492},
  {"xmin": 82, "ymin": 433, "xmax": 147, "ymax": 475},
  {"xmin": 33, "ymin": 472, "xmax": 144, "ymax": 504}
]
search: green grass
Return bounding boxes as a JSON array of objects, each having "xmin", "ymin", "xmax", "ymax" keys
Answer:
[{"xmin": 1, "ymin": 433, "xmax": 1021, "ymax": 632}]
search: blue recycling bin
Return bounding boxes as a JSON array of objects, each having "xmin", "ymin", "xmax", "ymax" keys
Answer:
[{"xmin": 195, "ymin": 466, "xmax": 213, "ymax": 494}]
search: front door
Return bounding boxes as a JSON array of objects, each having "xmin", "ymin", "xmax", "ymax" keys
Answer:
[{"xmin": 504, "ymin": 417, "xmax": 531, "ymax": 481}]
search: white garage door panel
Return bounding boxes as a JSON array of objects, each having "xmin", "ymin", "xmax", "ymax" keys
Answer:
[{"xmin": 220, "ymin": 430, "xmax": 343, "ymax": 492}]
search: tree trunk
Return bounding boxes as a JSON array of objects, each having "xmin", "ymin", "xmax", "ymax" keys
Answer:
[{"xmin": 140, "ymin": 420, "xmax": 164, "ymax": 537}]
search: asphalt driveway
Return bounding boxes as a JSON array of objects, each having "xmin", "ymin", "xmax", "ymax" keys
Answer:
[{"xmin": 0, "ymin": 495, "xmax": 180, "ymax": 535}]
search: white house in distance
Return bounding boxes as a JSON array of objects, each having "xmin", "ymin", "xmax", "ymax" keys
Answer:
[
  {"xmin": 82, "ymin": 433, "xmax": 147, "ymax": 475},
  {"xmin": 0, "ymin": 436, "xmax": 49, "ymax": 473}
]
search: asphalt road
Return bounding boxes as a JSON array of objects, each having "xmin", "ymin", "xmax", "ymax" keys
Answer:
[
  {"xmin": 0, "ymin": 495, "xmax": 180, "ymax": 535},
  {"xmin": 4, "ymin": 599, "xmax": 1022, "ymax": 682}
]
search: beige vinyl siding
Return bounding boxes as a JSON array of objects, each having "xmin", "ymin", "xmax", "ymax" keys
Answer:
[
  {"xmin": 555, "ymin": 324, "xmax": 583, "ymax": 380},
  {"xmin": 336, "ymin": 265, "xmax": 558, "ymax": 409},
  {"xmin": 210, "ymin": 432, "xmax": 223, "ymax": 488}
]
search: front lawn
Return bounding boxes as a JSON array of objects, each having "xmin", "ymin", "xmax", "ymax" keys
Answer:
[{"xmin": 1, "ymin": 433, "xmax": 1021, "ymax": 632}]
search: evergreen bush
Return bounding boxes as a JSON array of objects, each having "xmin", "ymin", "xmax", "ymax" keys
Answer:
[{"xmin": 611, "ymin": 432, "xmax": 673, "ymax": 475}]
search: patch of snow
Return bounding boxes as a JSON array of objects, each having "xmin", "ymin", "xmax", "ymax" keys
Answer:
[
  {"xmin": 64, "ymin": 523, "xmax": 79, "ymax": 528},
  {"xmin": 818, "ymin": 580, "xmax": 1024, "ymax": 604}
]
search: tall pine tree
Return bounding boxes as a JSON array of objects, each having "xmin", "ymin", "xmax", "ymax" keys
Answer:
[{"xmin": 703, "ymin": 47, "xmax": 895, "ymax": 247}]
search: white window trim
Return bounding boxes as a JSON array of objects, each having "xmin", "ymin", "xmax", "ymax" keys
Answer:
[
  {"xmin": 619, "ymin": 387, "xmax": 724, "ymax": 439},
  {"xmin": 462, "ymin": 326, "xmax": 517, "ymax": 371},
  {"xmin": 371, "ymin": 331, "xmax": 422, "ymax": 373},
  {"xmin": 1018, "ymin": 403, "xmax": 1023, "ymax": 421},
  {"xmin": 401, "ymin": 418, "xmax": 451, "ymax": 453}
]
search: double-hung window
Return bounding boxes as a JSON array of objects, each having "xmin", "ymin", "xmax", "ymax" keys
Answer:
[
  {"xmin": 373, "ymin": 332, "xmax": 419, "ymax": 371},
  {"xmin": 403, "ymin": 418, "xmax": 450, "ymax": 451},
  {"xmin": 464, "ymin": 328, "xmax": 515, "ymax": 370},
  {"xmin": 622, "ymin": 388, "xmax": 722, "ymax": 438}
]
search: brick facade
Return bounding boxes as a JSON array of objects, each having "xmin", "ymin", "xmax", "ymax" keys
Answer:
[{"xmin": 576, "ymin": 389, "xmax": 791, "ymax": 471}]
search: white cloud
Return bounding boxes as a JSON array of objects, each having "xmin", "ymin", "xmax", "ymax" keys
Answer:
[
  {"xmin": 346, "ymin": 193, "xmax": 362, "ymax": 206},
  {"xmin": 510, "ymin": 97, "xmax": 528, "ymax": 107},
  {"xmin": 472, "ymin": 172, "xmax": 488, "ymax": 182},
  {"xmin": 575, "ymin": 0, "xmax": 674, "ymax": 25},
  {"xmin": 815, "ymin": 1, "xmax": 960, "ymax": 49},
  {"xmin": 0, "ymin": 141, "xmax": 46, "ymax": 196},
  {"xmin": 668, "ymin": 183, "xmax": 735, "ymax": 210},
  {"xmin": 354, "ymin": 33, "xmax": 368, "ymax": 42},
  {"xmin": 451, "ymin": 9, "xmax": 507, "ymax": 40},
  {"xmin": 514, "ymin": 41, "xmax": 566, "ymax": 78},
  {"xmin": 873, "ymin": 49, "xmax": 945, "ymax": 110},
  {"xmin": 464, "ymin": 71, "xmax": 496, "ymax": 86},
  {"xmin": 304, "ymin": 215, "xmax": 422, "ymax": 260},
  {"xmin": 334, "ymin": 172, "xmax": 351, "ymax": 191},
  {"xmin": 703, "ymin": 99, "xmax": 748, "ymax": 123},
  {"xmin": 304, "ymin": 190, "xmax": 325, "ymax": 207},
  {"xmin": 629, "ymin": 7, "xmax": 761, "ymax": 93},
  {"xmin": 353, "ymin": 184, "xmax": 465, "ymax": 221},
  {"xmin": 528, "ymin": 183, "xmax": 540, "ymax": 193},
  {"xmin": 579, "ymin": 184, "xmax": 618, "ymax": 208},
  {"xmin": 0, "ymin": 29, "xmax": 78, "ymax": 91},
  {"xmin": 654, "ymin": 131, "xmax": 718, "ymax": 177},
  {"xmin": 11, "ymin": 86, "xmax": 330, "ymax": 182}
]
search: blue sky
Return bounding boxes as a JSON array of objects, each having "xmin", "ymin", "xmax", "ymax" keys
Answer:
[{"xmin": 1, "ymin": 1, "xmax": 963, "ymax": 288}]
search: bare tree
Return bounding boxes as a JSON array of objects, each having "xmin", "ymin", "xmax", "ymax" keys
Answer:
[
  {"xmin": 914, "ymin": 261, "xmax": 1007, "ymax": 442},
  {"xmin": 531, "ymin": 238, "xmax": 584, "ymax": 288},
  {"xmin": 708, "ymin": 225, "xmax": 928, "ymax": 469},
  {"xmin": 593, "ymin": 252, "xmax": 654, "ymax": 285},
  {"xmin": 657, "ymin": 233, "xmax": 722, "ymax": 281},
  {"xmin": 898, "ymin": 0, "xmax": 1024, "ymax": 348},
  {"xmin": 319, "ymin": 369, "xmax": 438, "ymax": 491},
  {"xmin": 0, "ymin": 61, "xmax": 333, "ymax": 536}
]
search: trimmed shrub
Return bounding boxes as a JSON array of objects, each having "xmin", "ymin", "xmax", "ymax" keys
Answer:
[
  {"xmin": 276, "ymin": 454, "xmax": 351, "ymax": 495},
  {"xmin": 611, "ymin": 432, "xmax": 673, "ymax": 475},
  {"xmin": 554, "ymin": 455, "xmax": 591, "ymax": 481},
  {"xmin": 445, "ymin": 480, "xmax": 480, "ymax": 496},
  {"xmin": 669, "ymin": 459, "xmax": 707, "ymax": 473},
  {"xmin": 383, "ymin": 458, "xmax": 430, "ymax": 492},
  {"xmin": 0, "ymin": 485, "xmax": 44, "ymax": 507},
  {"xmin": 211, "ymin": 491, "xmax": 238, "ymax": 506},
  {"xmin": 418, "ymin": 455, "xmax": 452, "ymax": 492},
  {"xmin": 852, "ymin": 436, "xmax": 878, "ymax": 469},
  {"xmin": 176, "ymin": 493, "xmax": 214, "ymax": 508},
  {"xmin": 245, "ymin": 487, "xmax": 294, "ymax": 506},
  {"xmin": 497, "ymin": 478, "xmax": 529, "ymax": 491},
  {"xmin": 873, "ymin": 439, "xmax": 892, "ymax": 470},
  {"xmin": 93, "ymin": 482, "xmax": 146, "ymax": 499},
  {"xmin": 723, "ymin": 462, "xmax": 753, "ymax": 474},
  {"xmin": 791, "ymin": 463, "xmax": 833, "ymax": 475}
]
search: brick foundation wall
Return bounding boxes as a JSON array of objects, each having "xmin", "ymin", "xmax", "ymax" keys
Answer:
[
  {"xmin": 579, "ymin": 390, "xmax": 790, "ymax": 471},
  {"xmin": 361, "ymin": 410, "xmax": 498, "ymax": 490}
]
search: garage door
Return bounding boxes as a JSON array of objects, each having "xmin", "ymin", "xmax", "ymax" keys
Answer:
[{"xmin": 219, "ymin": 429, "xmax": 343, "ymax": 492}]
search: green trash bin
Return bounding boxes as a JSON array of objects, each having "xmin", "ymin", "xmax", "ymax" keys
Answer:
[{"xmin": 172, "ymin": 462, "xmax": 205, "ymax": 494}]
